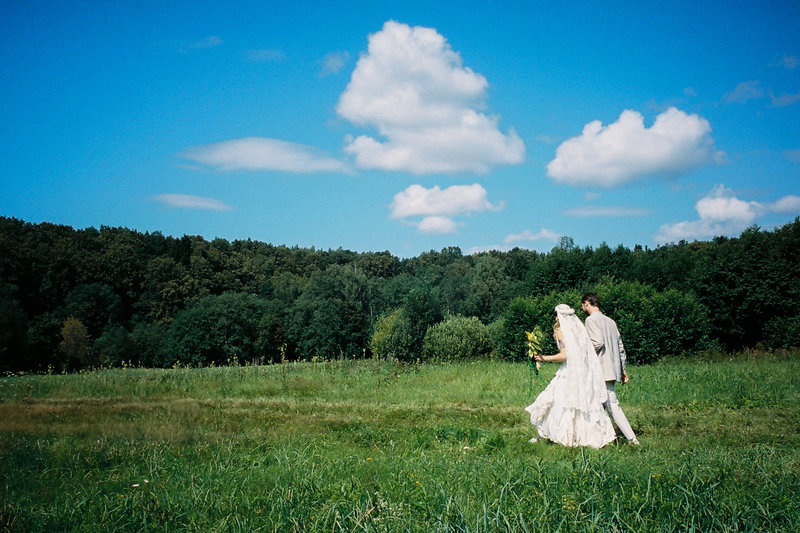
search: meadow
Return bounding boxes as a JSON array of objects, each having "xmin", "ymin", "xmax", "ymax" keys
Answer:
[{"xmin": 1, "ymin": 352, "xmax": 799, "ymax": 532}]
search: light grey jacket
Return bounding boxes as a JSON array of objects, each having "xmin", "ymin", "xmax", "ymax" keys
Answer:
[{"xmin": 585, "ymin": 311, "xmax": 627, "ymax": 383}]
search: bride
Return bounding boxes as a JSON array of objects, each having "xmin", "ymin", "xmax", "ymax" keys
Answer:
[{"xmin": 525, "ymin": 304, "xmax": 616, "ymax": 448}]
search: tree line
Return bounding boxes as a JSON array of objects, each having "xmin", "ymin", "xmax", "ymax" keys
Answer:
[{"xmin": 1, "ymin": 216, "xmax": 798, "ymax": 372}]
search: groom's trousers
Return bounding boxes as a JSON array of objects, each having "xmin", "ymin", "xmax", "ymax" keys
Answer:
[{"xmin": 604, "ymin": 382, "xmax": 638, "ymax": 442}]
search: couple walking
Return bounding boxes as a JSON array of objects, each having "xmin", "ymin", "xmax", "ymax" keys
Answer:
[{"xmin": 525, "ymin": 293, "xmax": 639, "ymax": 448}]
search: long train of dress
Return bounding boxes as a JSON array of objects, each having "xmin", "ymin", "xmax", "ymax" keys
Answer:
[{"xmin": 525, "ymin": 363, "xmax": 616, "ymax": 448}]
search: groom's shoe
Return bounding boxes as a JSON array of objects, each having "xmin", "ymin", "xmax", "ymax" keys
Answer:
[{"xmin": 630, "ymin": 438, "xmax": 640, "ymax": 445}]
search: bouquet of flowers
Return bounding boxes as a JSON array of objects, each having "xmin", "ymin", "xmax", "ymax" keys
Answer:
[{"xmin": 525, "ymin": 326, "xmax": 544, "ymax": 376}]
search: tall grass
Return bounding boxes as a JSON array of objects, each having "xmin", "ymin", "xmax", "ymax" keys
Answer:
[{"xmin": 2, "ymin": 353, "xmax": 799, "ymax": 531}]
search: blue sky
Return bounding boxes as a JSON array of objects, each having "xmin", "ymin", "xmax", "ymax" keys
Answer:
[{"xmin": 2, "ymin": 1, "xmax": 799, "ymax": 257}]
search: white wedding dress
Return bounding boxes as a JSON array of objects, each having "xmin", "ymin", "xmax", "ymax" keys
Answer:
[{"xmin": 525, "ymin": 304, "xmax": 616, "ymax": 449}]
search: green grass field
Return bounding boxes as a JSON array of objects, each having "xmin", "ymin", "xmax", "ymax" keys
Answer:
[{"xmin": 2, "ymin": 353, "xmax": 799, "ymax": 532}]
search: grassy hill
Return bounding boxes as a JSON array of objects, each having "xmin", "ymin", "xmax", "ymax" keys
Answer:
[{"xmin": 2, "ymin": 353, "xmax": 799, "ymax": 531}]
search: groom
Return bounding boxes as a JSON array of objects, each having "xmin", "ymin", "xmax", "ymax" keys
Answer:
[{"xmin": 581, "ymin": 293, "xmax": 640, "ymax": 445}]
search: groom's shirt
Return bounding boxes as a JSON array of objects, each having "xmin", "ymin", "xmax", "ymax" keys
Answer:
[{"xmin": 585, "ymin": 311, "xmax": 627, "ymax": 383}]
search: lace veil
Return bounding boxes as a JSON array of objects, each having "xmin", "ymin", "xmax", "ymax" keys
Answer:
[{"xmin": 555, "ymin": 304, "xmax": 608, "ymax": 408}]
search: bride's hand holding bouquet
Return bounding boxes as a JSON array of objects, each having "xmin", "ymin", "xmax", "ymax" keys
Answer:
[{"xmin": 525, "ymin": 327, "xmax": 544, "ymax": 374}]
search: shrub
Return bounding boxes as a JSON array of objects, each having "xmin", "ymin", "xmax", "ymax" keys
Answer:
[
  {"xmin": 372, "ymin": 288, "xmax": 443, "ymax": 362},
  {"xmin": 59, "ymin": 317, "xmax": 94, "ymax": 369},
  {"xmin": 762, "ymin": 314, "xmax": 800, "ymax": 350},
  {"xmin": 94, "ymin": 323, "xmax": 132, "ymax": 366},
  {"xmin": 370, "ymin": 311, "xmax": 421, "ymax": 362},
  {"xmin": 370, "ymin": 309, "xmax": 403, "ymax": 360},
  {"xmin": 129, "ymin": 321, "xmax": 169, "ymax": 367},
  {"xmin": 167, "ymin": 292, "xmax": 268, "ymax": 366},
  {"xmin": 494, "ymin": 280, "xmax": 715, "ymax": 364},
  {"xmin": 590, "ymin": 279, "xmax": 717, "ymax": 364},
  {"xmin": 422, "ymin": 315, "xmax": 492, "ymax": 361},
  {"xmin": 254, "ymin": 311, "xmax": 287, "ymax": 363}
]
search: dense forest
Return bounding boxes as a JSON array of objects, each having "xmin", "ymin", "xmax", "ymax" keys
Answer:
[{"xmin": 1, "ymin": 216, "xmax": 798, "ymax": 372}]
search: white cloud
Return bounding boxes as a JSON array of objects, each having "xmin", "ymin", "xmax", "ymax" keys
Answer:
[
  {"xmin": 390, "ymin": 183, "xmax": 501, "ymax": 233},
  {"xmin": 153, "ymin": 194, "xmax": 233, "ymax": 211},
  {"xmin": 547, "ymin": 107, "xmax": 724, "ymax": 187},
  {"xmin": 503, "ymin": 229, "xmax": 562, "ymax": 245},
  {"xmin": 655, "ymin": 185, "xmax": 800, "ymax": 243},
  {"xmin": 320, "ymin": 51, "xmax": 350, "ymax": 76},
  {"xmin": 564, "ymin": 206, "xmax": 650, "ymax": 217},
  {"xmin": 724, "ymin": 80, "xmax": 764, "ymax": 103},
  {"xmin": 390, "ymin": 183, "xmax": 501, "ymax": 218},
  {"xmin": 772, "ymin": 195, "xmax": 800, "ymax": 213},
  {"xmin": 182, "ymin": 36, "xmax": 222, "ymax": 51},
  {"xmin": 417, "ymin": 216, "xmax": 460, "ymax": 234},
  {"xmin": 336, "ymin": 20, "xmax": 524, "ymax": 174},
  {"xmin": 724, "ymin": 78, "xmax": 799, "ymax": 107},
  {"xmin": 179, "ymin": 137, "xmax": 349, "ymax": 173},
  {"xmin": 246, "ymin": 49, "xmax": 286, "ymax": 63},
  {"xmin": 466, "ymin": 244, "xmax": 504, "ymax": 254},
  {"xmin": 468, "ymin": 228, "xmax": 561, "ymax": 254},
  {"xmin": 694, "ymin": 187, "xmax": 760, "ymax": 223},
  {"xmin": 770, "ymin": 88, "xmax": 800, "ymax": 107},
  {"xmin": 781, "ymin": 55, "xmax": 799, "ymax": 70}
]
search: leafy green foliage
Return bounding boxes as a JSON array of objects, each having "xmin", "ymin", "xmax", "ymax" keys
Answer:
[
  {"xmin": 422, "ymin": 315, "xmax": 493, "ymax": 361},
  {"xmin": 64, "ymin": 283, "xmax": 121, "ymax": 338},
  {"xmin": 494, "ymin": 281, "xmax": 714, "ymax": 364},
  {"xmin": 167, "ymin": 292, "xmax": 268, "ymax": 366},
  {"xmin": 93, "ymin": 323, "xmax": 133, "ymax": 366},
  {"xmin": 590, "ymin": 279, "xmax": 717, "ymax": 363},
  {"xmin": 287, "ymin": 264, "xmax": 371, "ymax": 360},
  {"xmin": 375, "ymin": 312, "xmax": 418, "ymax": 362},
  {"xmin": 370, "ymin": 309, "xmax": 402, "ymax": 359},
  {"xmin": 398, "ymin": 287, "xmax": 444, "ymax": 361},
  {"xmin": 368, "ymin": 288, "xmax": 443, "ymax": 362},
  {"xmin": 59, "ymin": 317, "xmax": 93, "ymax": 369},
  {"xmin": 0, "ymin": 284, "xmax": 26, "ymax": 371},
  {"xmin": 127, "ymin": 321, "xmax": 169, "ymax": 367},
  {"xmin": 0, "ymin": 216, "xmax": 798, "ymax": 370},
  {"xmin": 463, "ymin": 254, "xmax": 511, "ymax": 323},
  {"xmin": 688, "ymin": 224, "xmax": 800, "ymax": 350},
  {"xmin": 494, "ymin": 290, "xmax": 580, "ymax": 361},
  {"xmin": 763, "ymin": 315, "xmax": 800, "ymax": 350}
]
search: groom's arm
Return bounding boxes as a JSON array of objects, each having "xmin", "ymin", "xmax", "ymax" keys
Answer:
[
  {"xmin": 585, "ymin": 315, "xmax": 604, "ymax": 352},
  {"xmin": 618, "ymin": 336, "xmax": 628, "ymax": 381}
]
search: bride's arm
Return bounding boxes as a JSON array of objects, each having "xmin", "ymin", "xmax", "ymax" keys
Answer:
[{"xmin": 539, "ymin": 349, "xmax": 567, "ymax": 362}]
